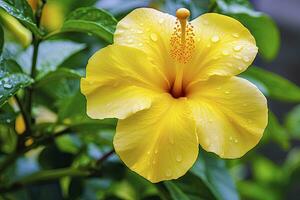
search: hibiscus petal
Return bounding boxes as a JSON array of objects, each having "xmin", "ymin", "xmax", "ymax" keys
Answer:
[
  {"xmin": 114, "ymin": 94, "xmax": 198, "ymax": 183},
  {"xmin": 185, "ymin": 13, "xmax": 257, "ymax": 84},
  {"xmin": 81, "ymin": 45, "xmax": 167, "ymax": 119},
  {"xmin": 187, "ymin": 77, "xmax": 268, "ymax": 158},
  {"xmin": 114, "ymin": 8, "xmax": 176, "ymax": 81}
]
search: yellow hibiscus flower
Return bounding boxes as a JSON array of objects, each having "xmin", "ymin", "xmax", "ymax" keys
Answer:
[{"xmin": 81, "ymin": 8, "xmax": 268, "ymax": 183}]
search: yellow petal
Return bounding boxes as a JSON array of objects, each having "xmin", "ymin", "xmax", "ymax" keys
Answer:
[
  {"xmin": 185, "ymin": 13, "xmax": 257, "ymax": 84},
  {"xmin": 114, "ymin": 94, "xmax": 198, "ymax": 183},
  {"xmin": 114, "ymin": 8, "xmax": 176, "ymax": 81},
  {"xmin": 187, "ymin": 77, "xmax": 268, "ymax": 158},
  {"xmin": 81, "ymin": 45, "xmax": 168, "ymax": 119}
]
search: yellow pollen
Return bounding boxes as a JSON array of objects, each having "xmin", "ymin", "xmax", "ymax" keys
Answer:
[{"xmin": 170, "ymin": 8, "xmax": 195, "ymax": 64}]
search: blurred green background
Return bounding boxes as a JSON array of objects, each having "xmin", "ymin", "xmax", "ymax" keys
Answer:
[{"xmin": 0, "ymin": 0, "xmax": 300, "ymax": 199}]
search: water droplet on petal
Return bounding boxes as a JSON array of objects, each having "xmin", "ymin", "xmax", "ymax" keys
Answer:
[
  {"xmin": 216, "ymin": 87, "xmax": 222, "ymax": 90},
  {"xmin": 159, "ymin": 19, "xmax": 164, "ymax": 24},
  {"xmin": 138, "ymin": 43, "xmax": 143, "ymax": 46},
  {"xmin": 211, "ymin": 35, "xmax": 220, "ymax": 43},
  {"xmin": 176, "ymin": 154, "xmax": 182, "ymax": 162},
  {"xmin": 232, "ymin": 33, "xmax": 239, "ymax": 38},
  {"xmin": 229, "ymin": 136, "xmax": 233, "ymax": 141},
  {"xmin": 128, "ymin": 39, "xmax": 133, "ymax": 43},
  {"xmin": 233, "ymin": 45, "xmax": 243, "ymax": 52},
  {"xmin": 243, "ymin": 56, "xmax": 250, "ymax": 62},
  {"xmin": 140, "ymin": 23, "xmax": 144, "ymax": 26},
  {"xmin": 169, "ymin": 137, "xmax": 174, "ymax": 144},
  {"xmin": 234, "ymin": 139, "xmax": 238, "ymax": 143},
  {"xmin": 234, "ymin": 55, "xmax": 242, "ymax": 60},
  {"xmin": 150, "ymin": 33, "xmax": 158, "ymax": 41},
  {"xmin": 147, "ymin": 151, "xmax": 151, "ymax": 155},
  {"xmin": 166, "ymin": 170, "xmax": 172, "ymax": 177},
  {"xmin": 206, "ymin": 43, "xmax": 211, "ymax": 48},
  {"xmin": 238, "ymin": 66, "xmax": 243, "ymax": 70},
  {"xmin": 225, "ymin": 91, "xmax": 230, "ymax": 94},
  {"xmin": 222, "ymin": 50, "xmax": 229, "ymax": 56},
  {"xmin": 137, "ymin": 30, "xmax": 143, "ymax": 34},
  {"xmin": 154, "ymin": 149, "xmax": 158, "ymax": 154}
]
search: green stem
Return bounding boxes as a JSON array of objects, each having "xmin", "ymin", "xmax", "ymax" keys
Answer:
[
  {"xmin": 0, "ymin": 128, "xmax": 71, "ymax": 175},
  {"xmin": 208, "ymin": 0, "xmax": 217, "ymax": 13},
  {"xmin": 0, "ymin": 147, "xmax": 114, "ymax": 193},
  {"xmin": 14, "ymin": 95, "xmax": 31, "ymax": 134}
]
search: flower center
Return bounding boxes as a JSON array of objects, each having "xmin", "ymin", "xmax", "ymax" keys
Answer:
[
  {"xmin": 169, "ymin": 8, "xmax": 195, "ymax": 98},
  {"xmin": 170, "ymin": 8, "xmax": 195, "ymax": 64}
]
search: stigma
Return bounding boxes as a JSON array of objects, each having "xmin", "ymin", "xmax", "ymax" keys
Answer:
[{"xmin": 170, "ymin": 8, "xmax": 195, "ymax": 64}]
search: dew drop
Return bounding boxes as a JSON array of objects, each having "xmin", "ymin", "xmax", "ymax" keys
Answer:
[
  {"xmin": 234, "ymin": 55, "xmax": 242, "ymax": 60},
  {"xmin": 0, "ymin": 95, "xmax": 3, "ymax": 99},
  {"xmin": 243, "ymin": 56, "xmax": 250, "ymax": 62},
  {"xmin": 176, "ymin": 154, "xmax": 182, "ymax": 162},
  {"xmin": 169, "ymin": 137, "xmax": 174, "ymax": 145},
  {"xmin": 233, "ymin": 45, "xmax": 242, "ymax": 52},
  {"xmin": 166, "ymin": 170, "xmax": 172, "ymax": 177},
  {"xmin": 138, "ymin": 43, "xmax": 143, "ymax": 46},
  {"xmin": 150, "ymin": 33, "xmax": 158, "ymax": 41},
  {"xmin": 222, "ymin": 50, "xmax": 229, "ymax": 56},
  {"xmin": 128, "ymin": 39, "xmax": 133, "ymax": 43},
  {"xmin": 232, "ymin": 33, "xmax": 239, "ymax": 38},
  {"xmin": 238, "ymin": 66, "xmax": 243, "ymax": 70},
  {"xmin": 140, "ymin": 23, "xmax": 144, "ymax": 26},
  {"xmin": 159, "ymin": 18, "xmax": 164, "ymax": 24},
  {"xmin": 137, "ymin": 30, "xmax": 143, "ymax": 34},
  {"xmin": 206, "ymin": 43, "xmax": 211, "ymax": 48},
  {"xmin": 211, "ymin": 35, "xmax": 220, "ymax": 43},
  {"xmin": 6, "ymin": 119, "xmax": 11, "ymax": 123},
  {"xmin": 229, "ymin": 136, "xmax": 233, "ymax": 141},
  {"xmin": 154, "ymin": 149, "xmax": 158, "ymax": 154},
  {"xmin": 147, "ymin": 151, "xmax": 151, "ymax": 155},
  {"xmin": 234, "ymin": 139, "xmax": 238, "ymax": 143},
  {"xmin": 3, "ymin": 84, "xmax": 12, "ymax": 89},
  {"xmin": 216, "ymin": 87, "xmax": 222, "ymax": 90},
  {"xmin": 225, "ymin": 91, "xmax": 230, "ymax": 94}
]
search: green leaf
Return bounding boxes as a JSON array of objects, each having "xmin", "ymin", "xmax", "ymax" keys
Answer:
[
  {"xmin": 57, "ymin": 7, "xmax": 117, "ymax": 43},
  {"xmin": 190, "ymin": 151, "xmax": 239, "ymax": 200},
  {"xmin": 285, "ymin": 105, "xmax": 300, "ymax": 139},
  {"xmin": 35, "ymin": 68, "xmax": 82, "ymax": 88},
  {"xmin": 216, "ymin": 0, "xmax": 280, "ymax": 61},
  {"xmin": 242, "ymin": 66, "xmax": 300, "ymax": 102},
  {"xmin": 263, "ymin": 111, "xmax": 290, "ymax": 149},
  {"xmin": 0, "ymin": 25, "xmax": 3, "ymax": 55},
  {"xmin": 0, "ymin": 60, "xmax": 33, "ymax": 106},
  {"xmin": 164, "ymin": 182, "xmax": 190, "ymax": 200},
  {"xmin": 0, "ymin": 0, "xmax": 43, "ymax": 37},
  {"xmin": 0, "ymin": 124, "xmax": 17, "ymax": 153},
  {"xmin": 17, "ymin": 40, "xmax": 86, "ymax": 75}
]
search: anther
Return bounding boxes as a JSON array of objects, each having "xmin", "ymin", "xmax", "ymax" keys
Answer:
[{"xmin": 170, "ymin": 8, "xmax": 195, "ymax": 64}]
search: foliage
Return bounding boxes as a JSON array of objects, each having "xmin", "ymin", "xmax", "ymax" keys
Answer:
[{"xmin": 0, "ymin": 0, "xmax": 299, "ymax": 199}]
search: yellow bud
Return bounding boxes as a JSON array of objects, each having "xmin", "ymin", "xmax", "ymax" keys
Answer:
[
  {"xmin": 0, "ymin": 10, "xmax": 32, "ymax": 47},
  {"xmin": 15, "ymin": 114, "xmax": 26, "ymax": 135},
  {"xmin": 41, "ymin": 2, "xmax": 64, "ymax": 31}
]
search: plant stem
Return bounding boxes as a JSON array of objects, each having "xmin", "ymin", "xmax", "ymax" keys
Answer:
[
  {"xmin": 0, "ymin": 148, "xmax": 115, "ymax": 193},
  {"xmin": 0, "ymin": 128, "xmax": 71, "ymax": 174},
  {"xmin": 14, "ymin": 95, "xmax": 31, "ymax": 134}
]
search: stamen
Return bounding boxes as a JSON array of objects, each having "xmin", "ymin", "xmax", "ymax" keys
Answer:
[{"xmin": 170, "ymin": 8, "xmax": 195, "ymax": 64}]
